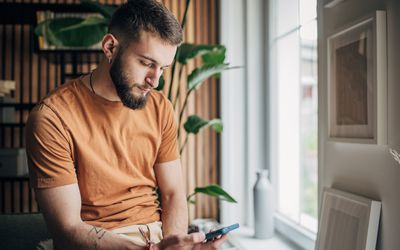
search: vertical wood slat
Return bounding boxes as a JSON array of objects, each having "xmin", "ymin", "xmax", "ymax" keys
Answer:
[
  {"xmin": 193, "ymin": 0, "xmax": 207, "ymax": 219},
  {"xmin": 0, "ymin": 25, "xmax": 5, "ymax": 79},
  {"xmin": 207, "ymin": 0, "xmax": 219, "ymax": 220},
  {"xmin": 0, "ymin": 178, "xmax": 38, "ymax": 213},
  {"xmin": 10, "ymin": 182, "xmax": 14, "ymax": 212},
  {"xmin": 0, "ymin": 181, "xmax": 4, "ymax": 212},
  {"xmin": 203, "ymin": 0, "xmax": 211, "ymax": 219},
  {"xmin": 21, "ymin": 25, "xmax": 29, "ymax": 147},
  {"xmin": 194, "ymin": 0, "xmax": 203, "ymax": 219},
  {"xmin": 184, "ymin": 0, "xmax": 197, "ymax": 221},
  {"xmin": 187, "ymin": 0, "xmax": 198, "ymax": 220}
]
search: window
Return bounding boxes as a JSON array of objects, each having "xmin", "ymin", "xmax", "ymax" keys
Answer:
[
  {"xmin": 270, "ymin": 0, "xmax": 318, "ymax": 233},
  {"xmin": 219, "ymin": 0, "xmax": 317, "ymax": 248}
]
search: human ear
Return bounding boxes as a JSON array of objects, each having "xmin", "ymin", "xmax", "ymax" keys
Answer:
[{"xmin": 101, "ymin": 33, "xmax": 119, "ymax": 63}]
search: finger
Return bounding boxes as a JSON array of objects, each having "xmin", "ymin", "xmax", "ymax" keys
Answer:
[
  {"xmin": 209, "ymin": 233, "xmax": 229, "ymax": 248},
  {"xmin": 213, "ymin": 234, "xmax": 229, "ymax": 248},
  {"xmin": 185, "ymin": 232, "xmax": 206, "ymax": 244},
  {"xmin": 157, "ymin": 233, "xmax": 205, "ymax": 249}
]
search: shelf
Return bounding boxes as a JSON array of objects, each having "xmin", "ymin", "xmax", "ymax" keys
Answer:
[
  {"xmin": 0, "ymin": 3, "xmax": 100, "ymax": 25},
  {"xmin": 0, "ymin": 103, "xmax": 36, "ymax": 110},
  {"xmin": 0, "ymin": 176, "xmax": 29, "ymax": 181},
  {"xmin": 38, "ymin": 51, "xmax": 103, "ymax": 64},
  {"xmin": 0, "ymin": 123, "xmax": 25, "ymax": 128},
  {"xmin": 36, "ymin": 49, "xmax": 103, "ymax": 54}
]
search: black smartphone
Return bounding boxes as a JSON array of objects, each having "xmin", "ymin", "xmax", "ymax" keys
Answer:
[{"xmin": 205, "ymin": 223, "xmax": 240, "ymax": 241}]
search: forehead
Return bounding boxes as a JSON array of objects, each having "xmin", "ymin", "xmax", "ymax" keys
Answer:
[{"xmin": 123, "ymin": 31, "xmax": 177, "ymax": 65}]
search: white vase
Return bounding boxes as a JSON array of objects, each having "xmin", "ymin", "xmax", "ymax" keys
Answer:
[{"xmin": 253, "ymin": 169, "xmax": 274, "ymax": 239}]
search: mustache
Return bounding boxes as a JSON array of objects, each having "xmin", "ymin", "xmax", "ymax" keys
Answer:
[{"xmin": 130, "ymin": 83, "xmax": 153, "ymax": 91}]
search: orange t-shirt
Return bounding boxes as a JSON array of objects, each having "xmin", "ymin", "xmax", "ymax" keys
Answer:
[{"xmin": 26, "ymin": 78, "xmax": 179, "ymax": 230}]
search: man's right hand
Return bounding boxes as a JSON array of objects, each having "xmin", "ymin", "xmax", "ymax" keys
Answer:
[{"xmin": 154, "ymin": 232, "xmax": 228, "ymax": 250}]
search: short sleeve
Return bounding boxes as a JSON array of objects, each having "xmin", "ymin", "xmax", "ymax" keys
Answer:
[
  {"xmin": 25, "ymin": 104, "xmax": 77, "ymax": 188},
  {"xmin": 155, "ymin": 100, "xmax": 180, "ymax": 164}
]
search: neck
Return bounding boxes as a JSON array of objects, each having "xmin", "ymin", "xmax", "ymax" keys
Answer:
[{"xmin": 90, "ymin": 59, "xmax": 121, "ymax": 102}]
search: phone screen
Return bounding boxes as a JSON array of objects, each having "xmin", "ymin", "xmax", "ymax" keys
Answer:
[{"xmin": 205, "ymin": 223, "xmax": 240, "ymax": 241}]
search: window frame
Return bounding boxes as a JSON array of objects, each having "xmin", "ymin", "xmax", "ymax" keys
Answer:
[{"xmin": 219, "ymin": 1, "xmax": 317, "ymax": 249}]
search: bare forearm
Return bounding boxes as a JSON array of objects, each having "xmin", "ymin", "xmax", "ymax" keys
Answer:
[
  {"xmin": 53, "ymin": 222, "xmax": 145, "ymax": 250},
  {"xmin": 161, "ymin": 192, "xmax": 188, "ymax": 237}
]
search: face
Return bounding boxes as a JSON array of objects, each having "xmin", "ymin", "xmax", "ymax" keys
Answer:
[{"xmin": 109, "ymin": 31, "xmax": 177, "ymax": 109}]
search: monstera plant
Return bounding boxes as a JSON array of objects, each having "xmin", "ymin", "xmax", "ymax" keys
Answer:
[{"xmin": 35, "ymin": 0, "xmax": 238, "ymax": 208}]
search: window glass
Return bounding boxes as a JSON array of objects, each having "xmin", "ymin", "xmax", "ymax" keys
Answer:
[{"xmin": 272, "ymin": 0, "xmax": 318, "ymax": 233}]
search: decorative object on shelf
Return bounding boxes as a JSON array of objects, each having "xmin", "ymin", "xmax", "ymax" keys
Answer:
[
  {"xmin": 327, "ymin": 11, "xmax": 387, "ymax": 144},
  {"xmin": 0, "ymin": 149, "xmax": 29, "ymax": 177},
  {"xmin": 253, "ymin": 169, "xmax": 274, "ymax": 239},
  {"xmin": 0, "ymin": 80, "xmax": 15, "ymax": 97},
  {"xmin": 316, "ymin": 187, "xmax": 381, "ymax": 250},
  {"xmin": 0, "ymin": 80, "xmax": 16, "ymax": 123}
]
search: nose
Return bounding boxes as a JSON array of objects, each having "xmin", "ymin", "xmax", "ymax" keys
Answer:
[{"xmin": 145, "ymin": 67, "xmax": 163, "ymax": 88}]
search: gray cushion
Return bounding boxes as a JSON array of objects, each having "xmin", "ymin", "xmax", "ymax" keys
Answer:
[{"xmin": 0, "ymin": 213, "xmax": 50, "ymax": 250}]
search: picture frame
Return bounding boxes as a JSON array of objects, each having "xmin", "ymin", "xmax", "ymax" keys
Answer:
[
  {"xmin": 35, "ymin": 10, "xmax": 103, "ymax": 52},
  {"xmin": 315, "ymin": 188, "xmax": 381, "ymax": 250},
  {"xmin": 327, "ymin": 11, "xmax": 387, "ymax": 144}
]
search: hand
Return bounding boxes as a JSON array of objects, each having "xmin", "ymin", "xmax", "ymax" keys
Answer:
[{"xmin": 153, "ymin": 232, "xmax": 228, "ymax": 250}]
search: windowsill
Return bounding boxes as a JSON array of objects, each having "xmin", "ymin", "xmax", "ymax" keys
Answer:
[
  {"xmin": 190, "ymin": 218, "xmax": 314, "ymax": 250},
  {"xmin": 274, "ymin": 214, "xmax": 317, "ymax": 250},
  {"xmin": 229, "ymin": 226, "xmax": 303, "ymax": 250}
]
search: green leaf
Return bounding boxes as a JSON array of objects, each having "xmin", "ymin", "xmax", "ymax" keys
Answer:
[
  {"xmin": 58, "ymin": 16, "xmax": 108, "ymax": 32},
  {"xmin": 81, "ymin": 0, "xmax": 117, "ymax": 19},
  {"xmin": 155, "ymin": 75, "xmax": 165, "ymax": 91},
  {"xmin": 184, "ymin": 115, "xmax": 223, "ymax": 134},
  {"xmin": 188, "ymin": 63, "xmax": 237, "ymax": 92},
  {"xmin": 45, "ymin": 17, "xmax": 108, "ymax": 47},
  {"xmin": 202, "ymin": 46, "xmax": 226, "ymax": 65},
  {"xmin": 46, "ymin": 18, "xmax": 85, "ymax": 46},
  {"xmin": 177, "ymin": 43, "xmax": 226, "ymax": 65},
  {"xmin": 194, "ymin": 185, "xmax": 237, "ymax": 203}
]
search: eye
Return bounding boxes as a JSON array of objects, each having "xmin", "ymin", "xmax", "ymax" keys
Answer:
[{"xmin": 140, "ymin": 60, "xmax": 154, "ymax": 68}]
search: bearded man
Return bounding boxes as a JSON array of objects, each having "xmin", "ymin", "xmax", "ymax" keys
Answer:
[{"xmin": 26, "ymin": 1, "xmax": 227, "ymax": 249}]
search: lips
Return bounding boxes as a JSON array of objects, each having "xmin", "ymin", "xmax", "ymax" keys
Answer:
[{"xmin": 138, "ymin": 86, "xmax": 151, "ymax": 93}]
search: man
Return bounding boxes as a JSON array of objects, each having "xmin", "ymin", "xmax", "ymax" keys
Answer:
[{"xmin": 25, "ymin": 0, "xmax": 227, "ymax": 249}]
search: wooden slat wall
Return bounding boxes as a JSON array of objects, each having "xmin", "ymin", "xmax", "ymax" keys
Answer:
[
  {"xmin": 160, "ymin": 0, "xmax": 221, "ymax": 221},
  {"xmin": 0, "ymin": 0, "xmax": 220, "ymax": 220}
]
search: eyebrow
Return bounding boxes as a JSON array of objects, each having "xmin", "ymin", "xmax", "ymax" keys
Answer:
[{"xmin": 139, "ymin": 55, "xmax": 171, "ymax": 68}]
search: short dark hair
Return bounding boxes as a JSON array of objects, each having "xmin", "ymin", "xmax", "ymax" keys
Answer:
[{"xmin": 108, "ymin": 0, "xmax": 183, "ymax": 46}]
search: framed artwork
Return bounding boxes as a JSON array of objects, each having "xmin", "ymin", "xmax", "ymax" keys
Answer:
[
  {"xmin": 35, "ymin": 11, "xmax": 103, "ymax": 51},
  {"xmin": 316, "ymin": 188, "xmax": 381, "ymax": 250},
  {"xmin": 327, "ymin": 11, "xmax": 387, "ymax": 144}
]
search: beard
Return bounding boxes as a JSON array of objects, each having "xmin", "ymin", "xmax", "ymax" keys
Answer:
[{"xmin": 109, "ymin": 50, "xmax": 148, "ymax": 110}]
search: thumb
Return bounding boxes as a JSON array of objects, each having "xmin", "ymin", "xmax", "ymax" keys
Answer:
[{"xmin": 186, "ymin": 232, "xmax": 206, "ymax": 243}]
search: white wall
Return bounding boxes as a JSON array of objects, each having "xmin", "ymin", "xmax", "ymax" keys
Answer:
[{"xmin": 318, "ymin": 0, "xmax": 400, "ymax": 249}]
